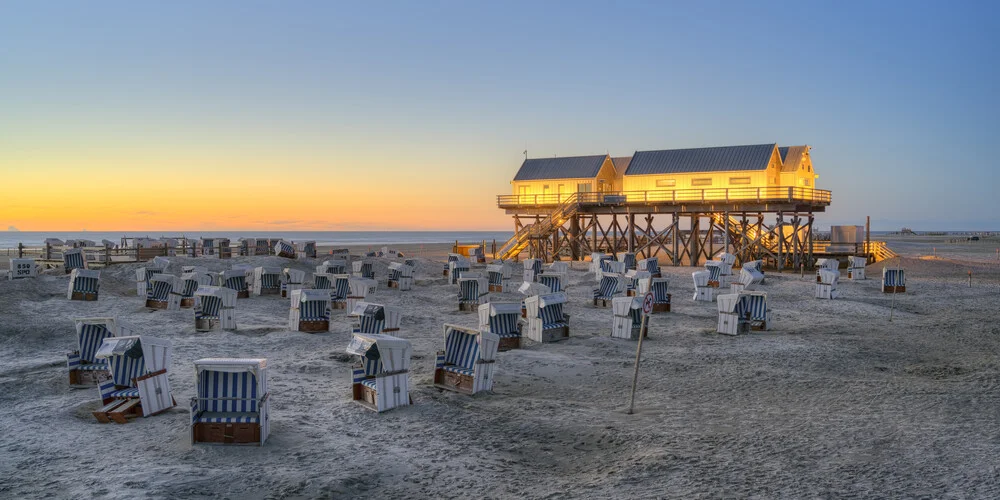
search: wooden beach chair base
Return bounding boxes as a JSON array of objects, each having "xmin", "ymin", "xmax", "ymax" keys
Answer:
[
  {"xmin": 193, "ymin": 422, "xmax": 261, "ymax": 445},
  {"xmin": 538, "ymin": 326, "xmax": 570, "ymax": 343},
  {"xmin": 497, "ymin": 336, "xmax": 521, "ymax": 351},
  {"xmin": 652, "ymin": 302, "xmax": 671, "ymax": 313},
  {"xmin": 883, "ymin": 286, "xmax": 905, "ymax": 293},
  {"xmin": 70, "ymin": 292, "xmax": 98, "ymax": 301},
  {"xmin": 433, "ymin": 369, "xmax": 474, "ymax": 395},
  {"xmin": 236, "ymin": 291, "xmax": 250, "ymax": 299},
  {"xmin": 458, "ymin": 302, "xmax": 480, "ymax": 312},
  {"xmin": 69, "ymin": 368, "xmax": 111, "ymax": 388},
  {"xmin": 593, "ymin": 298, "xmax": 613, "ymax": 308},
  {"xmin": 353, "ymin": 383, "xmax": 379, "ymax": 411},
  {"xmin": 259, "ymin": 288, "xmax": 280, "ymax": 296},
  {"xmin": 195, "ymin": 318, "xmax": 220, "ymax": 332},
  {"xmin": 180, "ymin": 298, "xmax": 195, "ymax": 308},
  {"xmin": 298, "ymin": 319, "xmax": 329, "ymax": 333},
  {"xmin": 145, "ymin": 300, "xmax": 168, "ymax": 310}
]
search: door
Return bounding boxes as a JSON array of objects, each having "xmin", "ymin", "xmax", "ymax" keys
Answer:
[{"xmin": 137, "ymin": 371, "xmax": 174, "ymax": 416}]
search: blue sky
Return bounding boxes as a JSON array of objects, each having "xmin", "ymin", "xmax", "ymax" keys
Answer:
[{"xmin": 1, "ymin": 1, "xmax": 997, "ymax": 230}]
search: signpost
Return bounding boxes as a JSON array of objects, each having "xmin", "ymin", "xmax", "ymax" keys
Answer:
[{"xmin": 627, "ymin": 292, "xmax": 655, "ymax": 415}]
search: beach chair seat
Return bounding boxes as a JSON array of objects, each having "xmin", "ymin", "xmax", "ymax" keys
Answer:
[
  {"xmin": 637, "ymin": 257, "xmax": 660, "ymax": 278},
  {"xmin": 538, "ymin": 273, "xmax": 564, "ymax": 293},
  {"xmin": 882, "ymin": 268, "xmax": 905, "ymax": 293},
  {"xmin": 289, "ymin": 289, "xmax": 331, "ymax": 333},
  {"xmin": 348, "ymin": 334, "xmax": 412, "ymax": 412},
  {"xmin": 190, "ymin": 358, "xmax": 270, "ymax": 445},
  {"xmin": 593, "ymin": 274, "xmax": 625, "ymax": 307},
  {"xmin": 387, "ymin": 262, "xmax": 414, "ymax": 291},
  {"xmin": 193, "ymin": 412, "xmax": 260, "ymax": 424},
  {"xmin": 93, "ymin": 335, "xmax": 175, "ymax": 423},
  {"xmin": 63, "ymin": 248, "xmax": 87, "ymax": 273},
  {"xmin": 221, "ymin": 269, "xmax": 250, "ymax": 299},
  {"xmin": 434, "ymin": 325, "xmax": 499, "ymax": 395},
  {"xmin": 458, "ymin": 277, "xmax": 489, "ymax": 311},
  {"xmin": 68, "ymin": 269, "xmax": 101, "ymax": 301},
  {"xmin": 252, "ymin": 266, "xmax": 282, "ymax": 296},
  {"xmin": 524, "ymin": 292, "xmax": 569, "ymax": 343},
  {"xmin": 478, "ymin": 302, "xmax": 522, "ymax": 351},
  {"xmin": 194, "ymin": 286, "xmax": 237, "ymax": 331}
]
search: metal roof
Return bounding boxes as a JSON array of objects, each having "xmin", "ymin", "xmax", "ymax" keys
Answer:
[
  {"xmin": 611, "ymin": 156, "xmax": 632, "ymax": 173},
  {"xmin": 625, "ymin": 144, "xmax": 777, "ymax": 176},
  {"xmin": 779, "ymin": 145, "xmax": 808, "ymax": 172},
  {"xmin": 513, "ymin": 155, "xmax": 608, "ymax": 181}
]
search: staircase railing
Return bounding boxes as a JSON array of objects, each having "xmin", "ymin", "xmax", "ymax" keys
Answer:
[{"xmin": 495, "ymin": 193, "xmax": 581, "ymax": 260}]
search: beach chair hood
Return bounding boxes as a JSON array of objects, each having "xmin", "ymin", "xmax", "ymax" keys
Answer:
[{"xmin": 347, "ymin": 333, "xmax": 412, "ymax": 372}]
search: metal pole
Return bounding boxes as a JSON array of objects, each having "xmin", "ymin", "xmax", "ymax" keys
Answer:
[{"xmin": 627, "ymin": 312, "xmax": 650, "ymax": 415}]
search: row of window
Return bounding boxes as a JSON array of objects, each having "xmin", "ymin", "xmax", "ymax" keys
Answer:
[{"xmin": 655, "ymin": 177, "xmax": 752, "ymax": 188}]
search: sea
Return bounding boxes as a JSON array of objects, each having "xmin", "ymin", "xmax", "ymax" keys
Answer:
[{"xmin": 0, "ymin": 231, "xmax": 514, "ymax": 249}]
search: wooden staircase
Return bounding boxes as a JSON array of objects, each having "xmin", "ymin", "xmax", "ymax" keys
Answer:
[{"xmin": 495, "ymin": 193, "xmax": 581, "ymax": 261}]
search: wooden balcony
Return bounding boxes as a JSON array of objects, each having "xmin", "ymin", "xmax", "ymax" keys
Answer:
[{"xmin": 498, "ymin": 187, "xmax": 832, "ymax": 212}]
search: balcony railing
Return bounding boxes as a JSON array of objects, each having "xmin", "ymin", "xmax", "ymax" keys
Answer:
[{"xmin": 498, "ymin": 187, "xmax": 832, "ymax": 208}]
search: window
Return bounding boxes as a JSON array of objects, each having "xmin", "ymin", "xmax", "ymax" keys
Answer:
[
  {"xmin": 729, "ymin": 177, "xmax": 751, "ymax": 185},
  {"xmin": 577, "ymin": 183, "xmax": 592, "ymax": 193},
  {"xmin": 799, "ymin": 178, "xmax": 811, "ymax": 187},
  {"xmin": 518, "ymin": 186, "xmax": 528, "ymax": 195},
  {"xmin": 691, "ymin": 178, "xmax": 712, "ymax": 187},
  {"xmin": 655, "ymin": 179, "xmax": 676, "ymax": 188}
]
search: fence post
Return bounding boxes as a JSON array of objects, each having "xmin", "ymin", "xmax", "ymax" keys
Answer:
[
  {"xmin": 18, "ymin": 243, "xmax": 23, "ymax": 258},
  {"xmin": 45, "ymin": 242, "xmax": 51, "ymax": 260}
]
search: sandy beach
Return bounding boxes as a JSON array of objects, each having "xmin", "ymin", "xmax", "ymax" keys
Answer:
[{"xmin": 1, "ymin": 236, "xmax": 999, "ymax": 498}]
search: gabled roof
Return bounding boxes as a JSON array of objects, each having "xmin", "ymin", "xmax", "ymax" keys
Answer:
[
  {"xmin": 513, "ymin": 155, "xmax": 608, "ymax": 181},
  {"xmin": 611, "ymin": 156, "xmax": 632, "ymax": 173},
  {"xmin": 625, "ymin": 144, "xmax": 777, "ymax": 176},
  {"xmin": 778, "ymin": 145, "xmax": 809, "ymax": 172}
]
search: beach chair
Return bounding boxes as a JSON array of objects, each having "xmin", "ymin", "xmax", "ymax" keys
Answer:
[
  {"xmin": 299, "ymin": 241, "xmax": 317, "ymax": 259},
  {"xmin": 387, "ymin": 262, "xmax": 414, "ymax": 291},
  {"xmin": 637, "ymin": 277, "xmax": 671, "ymax": 312},
  {"xmin": 598, "ymin": 259, "xmax": 625, "ymax": 281},
  {"xmin": 731, "ymin": 268, "xmax": 763, "ymax": 294},
  {"xmin": 593, "ymin": 273, "xmax": 626, "ymax": 307},
  {"xmin": 349, "ymin": 301, "xmax": 402, "ymax": 335},
  {"xmin": 487, "ymin": 262, "xmax": 513, "ymax": 292},
  {"xmin": 348, "ymin": 333, "xmax": 412, "ymax": 412},
  {"xmin": 145, "ymin": 275, "xmax": 182, "ymax": 310},
  {"xmin": 467, "ymin": 247, "xmax": 485, "ymax": 263},
  {"xmin": 379, "ymin": 246, "xmax": 404, "ymax": 258},
  {"xmin": 448, "ymin": 258, "xmax": 471, "ymax": 284},
  {"xmin": 693, "ymin": 270, "xmax": 716, "ymax": 302},
  {"xmin": 190, "ymin": 358, "xmax": 270, "ymax": 446},
  {"xmin": 252, "ymin": 266, "xmax": 282, "ymax": 296},
  {"xmin": 93, "ymin": 335, "xmax": 175, "ymax": 423},
  {"xmin": 217, "ymin": 238, "xmax": 232, "ymax": 259},
  {"xmin": 742, "ymin": 260, "xmax": 764, "ymax": 284},
  {"xmin": 716, "ymin": 291, "xmax": 770, "ymax": 335},
  {"xmin": 313, "ymin": 272, "xmax": 335, "ymax": 292},
  {"xmin": 194, "ymin": 286, "xmax": 238, "ymax": 331},
  {"xmin": 882, "ymin": 268, "xmax": 905, "ymax": 293},
  {"xmin": 317, "ymin": 259, "xmax": 347, "ymax": 275},
  {"xmin": 444, "ymin": 253, "xmax": 462, "ymax": 276},
  {"xmin": 330, "ymin": 274, "xmax": 351, "ymax": 310},
  {"xmin": 8, "ymin": 258, "xmax": 36, "ymax": 280},
  {"xmin": 281, "ymin": 268, "xmax": 307, "ymax": 298},
  {"xmin": 848, "ymin": 256, "xmax": 867, "ymax": 280},
  {"xmin": 704, "ymin": 261, "xmax": 730, "ymax": 288},
  {"xmin": 198, "ymin": 238, "xmax": 215, "ymax": 256},
  {"xmin": 180, "ymin": 272, "xmax": 213, "ymax": 308},
  {"xmin": 590, "ymin": 252, "xmax": 611, "ymax": 275},
  {"xmin": 274, "ymin": 240, "xmax": 296, "ymax": 259},
  {"xmin": 522, "ymin": 258, "xmax": 543, "ymax": 283},
  {"xmin": 237, "ymin": 239, "xmax": 250, "ymax": 256},
  {"xmin": 517, "ymin": 281, "xmax": 551, "ymax": 318},
  {"xmin": 221, "ymin": 269, "xmax": 250, "ymax": 299},
  {"xmin": 63, "ymin": 248, "xmax": 86, "ymax": 274},
  {"xmin": 68, "ymin": 317, "xmax": 137, "ymax": 388},
  {"xmin": 548, "ymin": 261, "xmax": 569, "ymax": 274},
  {"xmin": 255, "ymin": 238, "xmax": 272, "ymax": 257},
  {"xmin": 478, "ymin": 302, "xmax": 523, "ymax": 351},
  {"xmin": 815, "ymin": 259, "xmax": 840, "ymax": 282},
  {"xmin": 352, "ymin": 260, "xmax": 374, "ymax": 279},
  {"xmin": 612, "ymin": 296, "xmax": 647, "ymax": 340},
  {"xmin": 346, "ymin": 277, "xmax": 378, "ymax": 314},
  {"xmin": 67, "ymin": 269, "xmax": 101, "ymax": 301},
  {"xmin": 816, "ymin": 268, "xmax": 841, "ymax": 299},
  {"xmin": 538, "ymin": 272, "xmax": 565, "ymax": 293},
  {"xmin": 135, "ymin": 260, "xmax": 168, "ymax": 297},
  {"xmin": 617, "ymin": 252, "xmax": 636, "ymax": 271},
  {"xmin": 288, "ymin": 289, "xmax": 332, "ymax": 333},
  {"xmin": 434, "ymin": 325, "xmax": 500, "ymax": 395},
  {"xmin": 637, "ymin": 257, "xmax": 660, "ymax": 278},
  {"xmin": 458, "ymin": 276, "xmax": 490, "ymax": 311},
  {"xmin": 524, "ymin": 292, "xmax": 570, "ymax": 343},
  {"xmin": 624, "ymin": 270, "xmax": 651, "ymax": 296}
]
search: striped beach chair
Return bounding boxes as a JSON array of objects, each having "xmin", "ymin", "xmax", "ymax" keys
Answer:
[
  {"xmin": 478, "ymin": 302, "xmax": 522, "ymax": 351},
  {"xmin": 194, "ymin": 286, "xmax": 237, "ymax": 331},
  {"xmin": 252, "ymin": 266, "xmax": 282, "ymax": 296},
  {"xmin": 352, "ymin": 260, "xmax": 374, "ymax": 280},
  {"xmin": 288, "ymin": 289, "xmax": 332, "ymax": 333},
  {"xmin": 590, "ymin": 252, "xmax": 611, "ymax": 275},
  {"xmin": 467, "ymin": 247, "xmax": 485, "ymax": 263},
  {"xmin": 848, "ymin": 256, "xmax": 867, "ymax": 280},
  {"xmin": 731, "ymin": 268, "xmax": 764, "ymax": 294},
  {"xmin": 882, "ymin": 268, "xmax": 905, "ymax": 293},
  {"xmin": 617, "ymin": 252, "xmax": 636, "ymax": 271},
  {"xmin": 538, "ymin": 272, "xmax": 564, "ymax": 293},
  {"xmin": 593, "ymin": 274, "xmax": 625, "ymax": 307},
  {"xmin": 637, "ymin": 277, "xmax": 671, "ymax": 312},
  {"xmin": 217, "ymin": 238, "xmax": 232, "ymax": 259},
  {"xmin": 704, "ymin": 261, "xmax": 726, "ymax": 288},
  {"xmin": 221, "ymin": 269, "xmax": 249, "ymax": 299},
  {"xmin": 191, "ymin": 358, "xmax": 270, "ymax": 445},
  {"xmin": 299, "ymin": 241, "xmax": 317, "ymax": 259},
  {"xmin": 274, "ymin": 240, "xmax": 296, "ymax": 259},
  {"xmin": 598, "ymin": 259, "xmax": 625, "ymax": 282},
  {"xmin": 330, "ymin": 274, "xmax": 351, "ymax": 309},
  {"xmin": 548, "ymin": 261, "xmax": 569, "ymax": 274},
  {"xmin": 448, "ymin": 258, "xmax": 470, "ymax": 284},
  {"xmin": 145, "ymin": 275, "xmax": 182, "ymax": 311},
  {"xmin": 693, "ymin": 270, "xmax": 715, "ymax": 302},
  {"xmin": 346, "ymin": 277, "xmax": 378, "ymax": 314},
  {"xmin": 624, "ymin": 270, "xmax": 651, "ymax": 296},
  {"xmin": 281, "ymin": 268, "xmax": 307, "ymax": 298},
  {"xmin": 93, "ymin": 335, "xmax": 175, "ymax": 424},
  {"xmin": 816, "ymin": 268, "xmax": 841, "ymax": 299},
  {"xmin": 317, "ymin": 259, "xmax": 347, "ymax": 275},
  {"xmin": 180, "ymin": 271, "xmax": 213, "ymax": 308},
  {"xmin": 458, "ymin": 276, "xmax": 490, "ymax": 311},
  {"xmin": 63, "ymin": 248, "xmax": 86, "ymax": 274},
  {"xmin": 67, "ymin": 269, "xmax": 101, "ymax": 301},
  {"xmin": 135, "ymin": 260, "xmax": 168, "ymax": 297},
  {"xmin": 815, "ymin": 259, "xmax": 840, "ymax": 283},
  {"xmin": 379, "ymin": 246, "xmax": 404, "ymax": 258},
  {"xmin": 67, "ymin": 317, "xmax": 136, "ymax": 388},
  {"xmin": 199, "ymin": 238, "xmax": 215, "ymax": 256},
  {"xmin": 434, "ymin": 325, "xmax": 500, "ymax": 395},
  {"xmin": 487, "ymin": 262, "xmax": 513, "ymax": 292},
  {"xmin": 255, "ymin": 238, "xmax": 272, "ymax": 256},
  {"xmin": 349, "ymin": 301, "xmax": 401, "ymax": 335},
  {"xmin": 387, "ymin": 262, "xmax": 414, "ymax": 291},
  {"xmin": 637, "ymin": 257, "xmax": 660, "ymax": 278},
  {"xmin": 716, "ymin": 291, "xmax": 770, "ymax": 335},
  {"xmin": 522, "ymin": 258, "xmax": 543, "ymax": 283},
  {"xmin": 313, "ymin": 272, "xmax": 334, "ymax": 291},
  {"xmin": 348, "ymin": 333, "xmax": 412, "ymax": 412},
  {"xmin": 611, "ymin": 296, "xmax": 646, "ymax": 340},
  {"xmin": 524, "ymin": 292, "xmax": 570, "ymax": 343}
]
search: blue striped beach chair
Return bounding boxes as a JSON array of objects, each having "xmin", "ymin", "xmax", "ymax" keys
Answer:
[
  {"xmin": 637, "ymin": 257, "xmax": 660, "ymax": 278},
  {"xmin": 252, "ymin": 266, "xmax": 282, "ymax": 296},
  {"xmin": 478, "ymin": 302, "xmax": 522, "ymax": 351},
  {"xmin": 221, "ymin": 269, "xmax": 249, "ymax": 298},
  {"xmin": 145, "ymin": 275, "xmax": 181, "ymax": 310},
  {"xmin": 288, "ymin": 289, "xmax": 331, "ymax": 333},
  {"xmin": 387, "ymin": 262, "xmax": 414, "ymax": 291},
  {"xmin": 191, "ymin": 358, "xmax": 270, "ymax": 445},
  {"xmin": 598, "ymin": 259, "xmax": 625, "ymax": 281},
  {"xmin": 524, "ymin": 292, "xmax": 570, "ymax": 343},
  {"xmin": 716, "ymin": 291, "xmax": 769, "ymax": 335},
  {"xmin": 448, "ymin": 258, "xmax": 470, "ymax": 284},
  {"xmin": 618, "ymin": 252, "xmax": 636, "ymax": 271},
  {"xmin": 538, "ymin": 272, "xmax": 564, "ymax": 293},
  {"xmin": 593, "ymin": 274, "xmax": 625, "ymax": 307},
  {"xmin": 458, "ymin": 277, "xmax": 490, "ymax": 311},
  {"xmin": 194, "ymin": 286, "xmax": 237, "ymax": 331},
  {"xmin": 300, "ymin": 241, "xmax": 317, "ymax": 259},
  {"xmin": 330, "ymin": 274, "xmax": 351, "ymax": 309},
  {"xmin": 444, "ymin": 253, "xmax": 461, "ymax": 276},
  {"xmin": 816, "ymin": 269, "xmax": 841, "ymax": 299},
  {"xmin": 199, "ymin": 238, "xmax": 215, "ymax": 256},
  {"xmin": 255, "ymin": 238, "xmax": 272, "ymax": 256},
  {"xmin": 67, "ymin": 269, "xmax": 101, "ymax": 301},
  {"xmin": 67, "ymin": 317, "xmax": 133, "ymax": 387},
  {"xmin": 624, "ymin": 270, "xmax": 650, "ymax": 296},
  {"xmin": 217, "ymin": 238, "xmax": 232, "ymax": 259},
  {"xmin": 92, "ymin": 335, "xmax": 175, "ymax": 423},
  {"xmin": 135, "ymin": 262, "xmax": 167, "ymax": 297},
  {"xmin": 815, "ymin": 259, "xmax": 840, "ymax": 283},
  {"xmin": 274, "ymin": 240, "xmax": 296, "ymax": 259},
  {"xmin": 317, "ymin": 259, "xmax": 347, "ymax": 275},
  {"xmin": 590, "ymin": 252, "xmax": 611, "ymax": 275},
  {"xmin": 352, "ymin": 260, "xmax": 374, "ymax": 279},
  {"xmin": 487, "ymin": 263, "xmax": 512, "ymax": 292},
  {"xmin": 63, "ymin": 248, "xmax": 86, "ymax": 274},
  {"xmin": 704, "ymin": 261, "xmax": 724, "ymax": 287},
  {"xmin": 349, "ymin": 301, "xmax": 401, "ymax": 335},
  {"xmin": 882, "ymin": 268, "xmax": 905, "ymax": 293},
  {"xmin": 522, "ymin": 258, "xmax": 543, "ymax": 283},
  {"xmin": 637, "ymin": 277, "xmax": 671, "ymax": 312},
  {"xmin": 180, "ymin": 272, "xmax": 213, "ymax": 308},
  {"xmin": 346, "ymin": 277, "xmax": 377, "ymax": 313},
  {"xmin": 611, "ymin": 296, "xmax": 646, "ymax": 340},
  {"xmin": 281, "ymin": 268, "xmax": 307, "ymax": 298},
  {"xmin": 434, "ymin": 325, "xmax": 500, "ymax": 395},
  {"xmin": 348, "ymin": 333, "xmax": 412, "ymax": 412},
  {"xmin": 848, "ymin": 256, "xmax": 867, "ymax": 280},
  {"xmin": 693, "ymin": 270, "xmax": 715, "ymax": 302}
]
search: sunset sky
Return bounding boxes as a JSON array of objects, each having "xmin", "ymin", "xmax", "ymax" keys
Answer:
[{"xmin": 2, "ymin": 1, "xmax": 996, "ymax": 231}]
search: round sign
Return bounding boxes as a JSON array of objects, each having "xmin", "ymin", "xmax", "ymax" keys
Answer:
[{"xmin": 642, "ymin": 292, "xmax": 654, "ymax": 315}]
